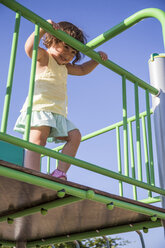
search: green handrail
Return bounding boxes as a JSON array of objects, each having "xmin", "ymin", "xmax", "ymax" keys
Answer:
[
  {"xmin": 86, "ymin": 8, "xmax": 165, "ymax": 51},
  {"xmin": 0, "ymin": 2, "xmax": 165, "ymax": 247},
  {"xmin": 0, "ymin": 0, "xmax": 161, "ymax": 137},
  {"xmin": 47, "ymin": 110, "xmax": 153, "ymax": 154},
  {"xmin": 0, "ymin": 0, "xmax": 161, "ymax": 203},
  {"xmin": 0, "ymin": 132, "xmax": 164, "ymax": 196},
  {"xmin": 0, "ymin": 0, "xmax": 159, "ymax": 95},
  {"xmin": 44, "ymin": 110, "xmax": 153, "ymax": 200}
]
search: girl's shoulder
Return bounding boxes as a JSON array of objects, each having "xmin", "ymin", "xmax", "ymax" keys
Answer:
[
  {"xmin": 37, "ymin": 48, "xmax": 49, "ymax": 67},
  {"xmin": 36, "ymin": 49, "xmax": 49, "ymax": 75}
]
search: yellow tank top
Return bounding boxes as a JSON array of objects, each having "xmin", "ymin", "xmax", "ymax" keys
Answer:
[{"xmin": 21, "ymin": 54, "xmax": 68, "ymax": 117}]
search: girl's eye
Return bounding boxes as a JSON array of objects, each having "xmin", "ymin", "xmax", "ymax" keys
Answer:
[{"xmin": 64, "ymin": 44, "xmax": 76, "ymax": 55}]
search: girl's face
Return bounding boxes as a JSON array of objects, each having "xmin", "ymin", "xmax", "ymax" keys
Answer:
[{"xmin": 49, "ymin": 42, "xmax": 77, "ymax": 65}]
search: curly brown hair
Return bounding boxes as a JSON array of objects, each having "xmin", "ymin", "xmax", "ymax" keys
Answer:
[{"xmin": 43, "ymin": 21, "xmax": 87, "ymax": 64}]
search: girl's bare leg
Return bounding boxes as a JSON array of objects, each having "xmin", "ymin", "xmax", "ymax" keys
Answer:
[
  {"xmin": 57, "ymin": 129, "xmax": 81, "ymax": 173},
  {"xmin": 24, "ymin": 126, "xmax": 50, "ymax": 171}
]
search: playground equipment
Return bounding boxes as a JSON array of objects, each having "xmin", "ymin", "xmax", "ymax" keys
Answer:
[
  {"xmin": 0, "ymin": 0, "xmax": 165, "ymax": 247},
  {"xmin": 103, "ymin": 236, "xmax": 110, "ymax": 248},
  {"xmin": 73, "ymin": 240, "xmax": 80, "ymax": 248},
  {"xmin": 136, "ymin": 230, "xmax": 145, "ymax": 248}
]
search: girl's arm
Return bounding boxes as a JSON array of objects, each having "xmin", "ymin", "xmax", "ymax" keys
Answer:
[
  {"xmin": 25, "ymin": 28, "xmax": 47, "ymax": 61},
  {"xmin": 25, "ymin": 20, "xmax": 59, "ymax": 64},
  {"xmin": 66, "ymin": 51, "xmax": 108, "ymax": 76}
]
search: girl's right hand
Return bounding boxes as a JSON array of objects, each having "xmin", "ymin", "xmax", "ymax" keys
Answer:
[{"xmin": 47, "ymin": 19, "xmax": 60, "ymax": 30}]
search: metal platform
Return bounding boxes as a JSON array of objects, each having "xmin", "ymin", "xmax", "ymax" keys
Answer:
[{"xmin": 0, "ymin": 161, "xmax": 164, "ymax": 247}]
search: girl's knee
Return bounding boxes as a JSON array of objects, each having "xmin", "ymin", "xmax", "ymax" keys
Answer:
[
  {"xmin": 30, "ymin": 135, "xmax": 47, "ymax": 146},
  {"xmin": 69, "ymin": 129, "xmax": 81, "ymax": 144},
  {"xmin": 75, "ymin": 129, "xmax": 82, "ymax": 141},
  {"xmin": 29, "ymin": 126, "xmax": 50, "ymax": 146}
]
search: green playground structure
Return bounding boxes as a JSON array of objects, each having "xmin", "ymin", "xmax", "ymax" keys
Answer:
[{"xmin": 0, "ymin": 0, "xmax": 165, "ymax": 247}]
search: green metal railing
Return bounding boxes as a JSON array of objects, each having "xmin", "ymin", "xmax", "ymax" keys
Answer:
[
  {"xmin": 1, "ymin": 1, "xmax": 165, "ymax": 247},
  {"xmin": 1, "ymin": 0, "xmax": 163, "ymax": 135},
  {"xmin": 43, "ymin": 110, "xmax": 155, "ymax": 201},
  {"xmin": 0, "ymin": 0, "xmax": 165, "ymax": 221}
]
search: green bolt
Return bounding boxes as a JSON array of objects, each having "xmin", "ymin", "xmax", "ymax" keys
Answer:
[
  {"xmin": 86, "ymin": 190, "xmax": 95, "ymax": 199},
  {"xmin": 107, "ymin": 202, "xmax": 114, "ymax": 210},
  {"xmin": 40, "ymin": 208, "xmax": 48, "ymax": 215},
  {"xmin": 57, "ymin": 189, "xmax": 66, "ymax": 198},
  {"xmin": 143, "ymin": 227, "xmax": 148, "ymax": 233},
  {"xmin": 151, "ymin": 215, "xmax": 157, "ymax": 222},
  {"xmin": 7, "ymin": 218, "xmax": 14, "ymax": 224}
]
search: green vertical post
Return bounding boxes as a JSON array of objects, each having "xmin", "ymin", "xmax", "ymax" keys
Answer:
[
  {"xmin": 128, "ymin": 121, "xmax": 137, "ymax": 200},
  {"xmin": 145, "ymin": 90, "xmax": 155, "ymax": 186},
  {"xmin": 122, "ymin": 75, "xmax": 129, "ymax": 177},
  {"xmin": 134, "ymin": 82, "xmax": 142, "ymax": 181},
  {"xmin": 40, "ymin": 156, "xmax": 42, "ymax": 172},
  {"xmin": 141, "ymin": 115, "xmax": 152, "ymax": 198},
  {"xmin": 116, "ymin": 126, "xmax": 123, "ymax": 197},
  {"xmin": 56, "ymin": 158, "xmax": 59, "ymax": 169},
  {"xmin": 55, "ymin": 148, "xmax": 60, "ymax": 170},
  {"xmin": 1, "ymin": 12, "xmax": 21, "ymax": 133},
  {"xmin": 24, "ymin": 24, "xmax": 40, "ymax": 141},
  {"xmin": 47, "ymin": 156, "xmax": 50, "ymax": 174}
]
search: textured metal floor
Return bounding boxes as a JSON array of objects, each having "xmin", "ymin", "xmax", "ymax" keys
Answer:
[{"xmin": 0, "ymin": 161, "xmax": 164, "ymax": 245}]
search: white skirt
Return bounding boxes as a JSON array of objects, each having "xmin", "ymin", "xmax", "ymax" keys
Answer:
[{"xmin": 14, "ymin": 111, "xmax": 77, "ymax": 143}]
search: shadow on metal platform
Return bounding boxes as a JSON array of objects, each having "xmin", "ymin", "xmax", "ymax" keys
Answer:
[{"xmin": 0, "ymin": 161, "xmax": 164, "ymax": 247}]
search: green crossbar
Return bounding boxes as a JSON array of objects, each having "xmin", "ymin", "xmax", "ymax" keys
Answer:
[
  {"xmin": 0, "ymin": 132, "xmax": 165, "ymax": 196},
  {"xmin": 26, "ymin": 220, "xmax": 162, "ymax": 247}
]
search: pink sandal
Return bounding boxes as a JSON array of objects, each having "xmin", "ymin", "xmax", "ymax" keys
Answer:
[{"xmin": 51, "ymin": 169, "xmax": 67, "ymax": 180}]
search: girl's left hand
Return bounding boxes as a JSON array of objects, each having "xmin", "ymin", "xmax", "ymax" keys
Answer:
[
  {"xmin": 98, "ymin": 51, "xmax": 108, "ymax": 61},
  {"xmin": 47, "ymin": 19, "xmax": 60, "ymax": 30}
]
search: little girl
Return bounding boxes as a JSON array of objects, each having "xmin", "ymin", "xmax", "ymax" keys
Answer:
[{"xmin": 14, "ymin": 20, "xmax": 108, "ymax": 180}]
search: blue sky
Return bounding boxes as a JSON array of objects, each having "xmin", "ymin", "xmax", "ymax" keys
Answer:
[{"xmin": 0, "ymin": 0, "xmax": 165, "ymax": 247}]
